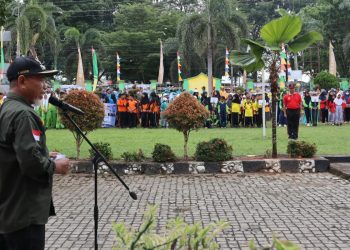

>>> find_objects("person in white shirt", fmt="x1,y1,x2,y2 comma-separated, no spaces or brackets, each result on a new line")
334,93,344,125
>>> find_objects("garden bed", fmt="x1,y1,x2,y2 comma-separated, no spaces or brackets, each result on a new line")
70,157,329,175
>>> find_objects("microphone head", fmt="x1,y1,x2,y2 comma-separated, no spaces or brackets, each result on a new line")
48,95,61,106
129,191,137,200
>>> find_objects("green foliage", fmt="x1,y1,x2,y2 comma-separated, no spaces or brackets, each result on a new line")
287,140,317,158
249,235,300,250
152,143,176,162
195,138,233,162
89,142,113,161
163,92,209,159
121,149,145,162
112,205,229,250
58,90,104,158
313,71,339,90
230,11,322,158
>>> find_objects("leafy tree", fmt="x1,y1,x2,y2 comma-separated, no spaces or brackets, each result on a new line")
313,71,339,90
6,0,61,64
153,0,201,13
299,0,350,76
58,90,105,159
98,2,182,82
231,12,322,158
0,0,9,26
62,27,104,81
163,92,209,159
176,0,247,95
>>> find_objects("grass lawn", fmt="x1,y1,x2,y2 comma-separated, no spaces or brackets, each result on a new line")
46,124,350,159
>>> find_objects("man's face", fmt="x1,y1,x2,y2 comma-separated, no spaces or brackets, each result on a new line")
18,75,46,104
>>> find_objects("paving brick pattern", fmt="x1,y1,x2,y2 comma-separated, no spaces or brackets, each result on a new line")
47,173,350,249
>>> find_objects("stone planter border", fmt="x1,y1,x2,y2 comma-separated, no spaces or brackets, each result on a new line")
70,157,329,175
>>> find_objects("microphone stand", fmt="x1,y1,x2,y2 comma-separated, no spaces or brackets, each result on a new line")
61,111,137,250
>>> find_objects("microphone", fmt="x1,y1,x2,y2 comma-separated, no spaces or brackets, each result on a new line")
49,95,85,115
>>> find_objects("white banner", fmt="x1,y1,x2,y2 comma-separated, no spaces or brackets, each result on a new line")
102,103,116,128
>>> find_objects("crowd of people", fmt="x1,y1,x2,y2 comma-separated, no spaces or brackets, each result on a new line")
97,84,350,130
0,82,349,130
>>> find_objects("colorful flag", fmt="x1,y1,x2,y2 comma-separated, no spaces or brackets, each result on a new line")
116,52,121,82
92,47,98,92
76,45,85,88
225,48,230,77
279,44,291,87
177,51,182,82
0,26,4,82
157,40,164,85
329,41,337,76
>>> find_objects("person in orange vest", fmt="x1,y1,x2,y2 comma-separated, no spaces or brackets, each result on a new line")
117,93,128,128
149,92,160,128
127,95,139,128
140,92,150,128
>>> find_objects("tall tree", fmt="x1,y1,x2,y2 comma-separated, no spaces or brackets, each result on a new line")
177,0,247,95
299,0,350,76
231,11,322,158
62,27,104,81
5,0,61,67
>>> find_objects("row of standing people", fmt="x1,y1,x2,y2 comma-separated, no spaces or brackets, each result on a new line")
113,92,167,128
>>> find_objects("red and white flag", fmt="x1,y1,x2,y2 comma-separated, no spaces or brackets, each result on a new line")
32,130,41,141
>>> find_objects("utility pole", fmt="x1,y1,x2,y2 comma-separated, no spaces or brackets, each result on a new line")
16,0,23,57
230,64,234,92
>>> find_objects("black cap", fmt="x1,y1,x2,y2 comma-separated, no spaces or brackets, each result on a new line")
6,56,58,81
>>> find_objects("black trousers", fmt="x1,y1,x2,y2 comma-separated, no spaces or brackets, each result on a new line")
257,108,263,127
345,107,350,122
128,113,137,128
141,112,149,127
0,224,45,250
286,109,300,139
304,107,311,123
231,113,239,127
321,108,328,123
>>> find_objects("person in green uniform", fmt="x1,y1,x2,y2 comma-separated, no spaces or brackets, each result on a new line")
0,56,70,250
46,92,58,129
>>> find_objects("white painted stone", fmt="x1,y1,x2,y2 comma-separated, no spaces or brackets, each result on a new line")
197,165,206,173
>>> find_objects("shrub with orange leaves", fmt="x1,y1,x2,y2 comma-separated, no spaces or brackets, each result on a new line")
163,92,209,159
59,89,105,159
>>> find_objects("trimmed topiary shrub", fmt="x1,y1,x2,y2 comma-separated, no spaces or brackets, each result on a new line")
89,142,113,161
195,138,233,162
163,92,209,159
152,143,176,162
59,89,105,159
121,149,145,162
287,140,317,158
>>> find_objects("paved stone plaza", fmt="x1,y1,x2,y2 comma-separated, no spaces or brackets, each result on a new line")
47,173,350,249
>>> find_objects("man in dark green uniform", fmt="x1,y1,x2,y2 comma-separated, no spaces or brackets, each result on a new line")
0,56,70,250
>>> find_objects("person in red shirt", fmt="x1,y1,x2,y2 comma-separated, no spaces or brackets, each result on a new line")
283,83,302,139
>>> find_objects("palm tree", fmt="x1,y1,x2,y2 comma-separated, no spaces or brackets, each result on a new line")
231,11,322,158
6,0,61,64
176,0,247,96
63,27,104,81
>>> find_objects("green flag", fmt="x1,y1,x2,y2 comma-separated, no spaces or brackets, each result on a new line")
0,27,4,82
92,48,98,92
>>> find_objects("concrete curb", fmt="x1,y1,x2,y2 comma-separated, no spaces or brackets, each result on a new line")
329,163,350,180
322,155,350,163
70,157,329,175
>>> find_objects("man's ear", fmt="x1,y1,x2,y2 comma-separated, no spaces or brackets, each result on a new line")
17,75,26,89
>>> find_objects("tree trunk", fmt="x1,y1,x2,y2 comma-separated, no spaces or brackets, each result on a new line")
207,20,213,96
76,134,81,159
270,56,279,158
183,131,189,160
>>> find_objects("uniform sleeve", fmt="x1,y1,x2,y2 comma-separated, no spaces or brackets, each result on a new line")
13,114,55,184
